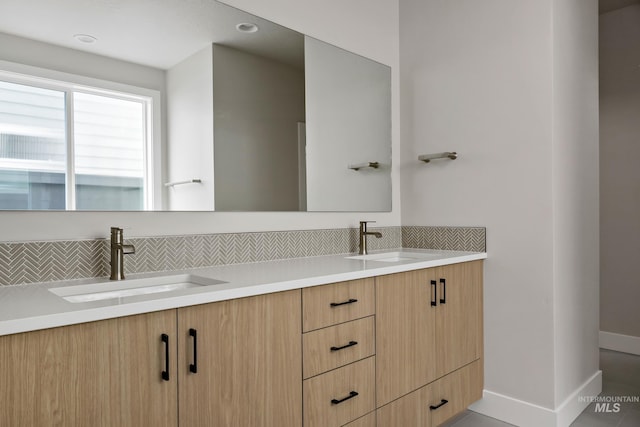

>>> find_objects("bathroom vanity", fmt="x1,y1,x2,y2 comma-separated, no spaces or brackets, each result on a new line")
0,249,485,426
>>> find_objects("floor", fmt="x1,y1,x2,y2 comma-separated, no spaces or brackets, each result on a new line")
442,349,640,427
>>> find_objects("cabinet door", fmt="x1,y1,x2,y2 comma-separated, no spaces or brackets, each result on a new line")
435,261,483,377
178,290,302,427
0,310,178,427
376,268,437,407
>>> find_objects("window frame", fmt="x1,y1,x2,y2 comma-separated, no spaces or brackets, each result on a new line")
0,60,161,211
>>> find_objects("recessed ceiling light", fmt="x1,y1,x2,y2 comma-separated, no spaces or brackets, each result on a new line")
73,34,97,44
235,23,259,33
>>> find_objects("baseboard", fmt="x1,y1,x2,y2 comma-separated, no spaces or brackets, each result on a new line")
555,370,602,427
469,390,556,427
469,370,602,427
599,331,640,356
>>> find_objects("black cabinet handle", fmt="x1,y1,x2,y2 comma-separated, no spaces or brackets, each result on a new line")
331,391,359,405
429,399,449,410
440,278,447,304
430,280,437,307
330,298,358,307
161,333,170,381
330,341,358,352
189,328,198,374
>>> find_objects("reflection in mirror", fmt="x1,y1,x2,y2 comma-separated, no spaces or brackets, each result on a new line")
0,0,391,212
169,32,306,211
305,37,391,212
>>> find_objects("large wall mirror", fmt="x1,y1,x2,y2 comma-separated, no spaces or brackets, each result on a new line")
0,0,391,212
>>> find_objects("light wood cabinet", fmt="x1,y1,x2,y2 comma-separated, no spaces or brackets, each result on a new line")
302,278,377,427
376,261,483,408
0,291,301,427
429,360,483,426
302,278,375,332
343,411,376,427
376,267,438,407
376,383,431,427
434,262,483,378
376,360,483,427
0,310,177,427
303,316,375,379
0,259,482,427
303,357,376,427
177,289,302,427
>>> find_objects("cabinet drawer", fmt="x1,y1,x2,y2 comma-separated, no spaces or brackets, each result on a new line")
376,360,483,427
303,278,375,332
429,359,483,426
304,317,375,379
343,411,376,427
303,356,375,427
376,385,430,427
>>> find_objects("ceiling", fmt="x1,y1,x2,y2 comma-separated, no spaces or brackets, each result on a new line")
0,0,304,70
3,0,632,70
600,0,640,14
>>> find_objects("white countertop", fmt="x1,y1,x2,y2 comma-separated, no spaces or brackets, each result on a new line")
0,248,487,336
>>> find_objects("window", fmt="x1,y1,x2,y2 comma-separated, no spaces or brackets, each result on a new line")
0,73,153,210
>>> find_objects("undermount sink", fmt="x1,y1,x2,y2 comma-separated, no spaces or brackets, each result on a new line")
49,274,227,303
345,251,444,263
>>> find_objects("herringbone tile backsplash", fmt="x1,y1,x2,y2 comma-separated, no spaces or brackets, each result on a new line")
402,226,486,252
0,240,107,286
0,226,484,286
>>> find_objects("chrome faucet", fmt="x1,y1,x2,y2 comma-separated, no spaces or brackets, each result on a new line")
359,221,382,255
110,227,135,280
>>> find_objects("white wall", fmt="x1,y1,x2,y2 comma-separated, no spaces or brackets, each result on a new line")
551,0,600,410
400,0,599,424
599,5,640,339
166,46,215,211
213,44,304,211
0,0,400,241
400,0,556,408
305,36,392,211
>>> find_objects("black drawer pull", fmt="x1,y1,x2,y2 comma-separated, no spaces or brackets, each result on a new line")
330,298,358,307
189,328,198,374
331,391,359,405
440,278,447,304
430,280,437,307
161,334,170,381
429,399,449,410
330,341,358,352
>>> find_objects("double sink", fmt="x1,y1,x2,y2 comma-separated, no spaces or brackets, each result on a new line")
49,250,443,304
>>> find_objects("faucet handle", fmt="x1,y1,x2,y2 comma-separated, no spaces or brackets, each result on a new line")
122,244,136,255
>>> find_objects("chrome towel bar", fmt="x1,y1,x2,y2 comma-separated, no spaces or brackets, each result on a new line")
418,152,457,163
348,161,380,171
164,179,202,187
